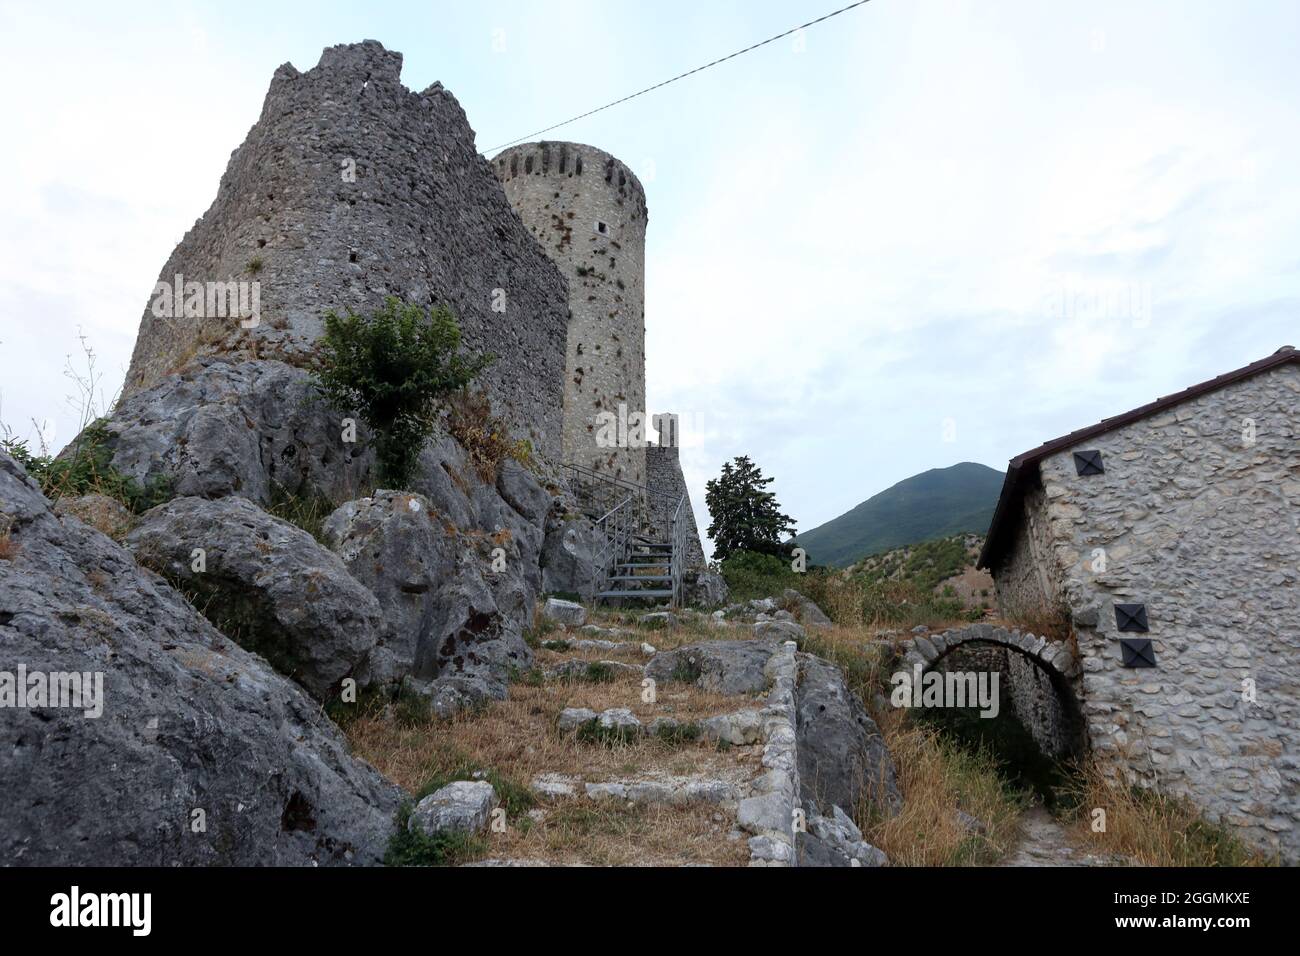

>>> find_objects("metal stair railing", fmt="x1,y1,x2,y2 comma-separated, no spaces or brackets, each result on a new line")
562,462,687,604
670,492,688,606
590,492,640,600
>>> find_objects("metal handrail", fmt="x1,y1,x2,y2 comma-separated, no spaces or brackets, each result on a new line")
669,493,688,606
562,461,681,501
564,461,688,605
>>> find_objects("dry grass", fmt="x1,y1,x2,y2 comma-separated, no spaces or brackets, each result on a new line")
0,525,16,561
344,654,761,866
1001,602,1074,643
863,708,1027,865
799,624,1027,866
348,674,753,794
494,801,749,866
1066,761,1273,866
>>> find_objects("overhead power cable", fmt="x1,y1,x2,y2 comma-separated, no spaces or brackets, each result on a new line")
485,0,873,153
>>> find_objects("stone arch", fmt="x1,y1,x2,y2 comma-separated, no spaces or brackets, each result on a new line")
899,623,1087,759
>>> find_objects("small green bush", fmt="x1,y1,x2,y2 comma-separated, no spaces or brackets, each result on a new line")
384,802,487,867
313,297,492,489
654,721,701,745
3,420,172,514
576,717,638,747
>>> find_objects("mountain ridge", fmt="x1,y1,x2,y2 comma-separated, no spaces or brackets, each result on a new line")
795,462,1004,568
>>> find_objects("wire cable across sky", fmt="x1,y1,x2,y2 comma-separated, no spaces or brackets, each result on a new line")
485,0,873,153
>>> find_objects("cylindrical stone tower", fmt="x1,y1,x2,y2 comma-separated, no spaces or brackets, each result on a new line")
493,141,647,487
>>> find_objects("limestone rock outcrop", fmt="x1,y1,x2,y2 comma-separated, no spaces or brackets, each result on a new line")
796,654,901,818
126,495,383,699
0,451,403,865
321,489,535,705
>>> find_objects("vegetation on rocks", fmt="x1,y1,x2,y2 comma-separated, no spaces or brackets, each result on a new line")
314,297,492,489
445,387,534,482
2,420,172,514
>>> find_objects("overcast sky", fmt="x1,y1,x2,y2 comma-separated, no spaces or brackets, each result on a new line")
1,0,1296,554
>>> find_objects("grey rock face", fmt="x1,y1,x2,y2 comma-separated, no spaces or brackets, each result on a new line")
796,654,902,819
321,491,533,704
556,708,598,732
126,495,383,699
701,710,765,746
540,512,602,601
754,619,806,644
95,358,373,508
782,588,833,629
0,451,402,865
408,781,497,837
645,640,778,696
685,569,729,608
122,41,569,462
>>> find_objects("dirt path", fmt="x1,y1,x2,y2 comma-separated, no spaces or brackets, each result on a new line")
999,805,1123,867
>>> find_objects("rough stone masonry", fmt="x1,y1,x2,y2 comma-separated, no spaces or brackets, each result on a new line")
984,350,1300,861
123,40,570,462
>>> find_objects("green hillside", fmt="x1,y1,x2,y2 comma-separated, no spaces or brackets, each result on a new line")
794,462,1003,568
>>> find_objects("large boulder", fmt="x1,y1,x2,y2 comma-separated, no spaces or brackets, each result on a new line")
685,569,729,608
540,511,602,601
88,358,373,508
126,495,383,699
783,588,833,629
408,782,497,837
795,654,901,818
0,450,402,865
645,639,779,696
321,490,533,706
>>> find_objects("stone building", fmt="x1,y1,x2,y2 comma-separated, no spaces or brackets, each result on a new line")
493,141,648,487
123,41,570,462
980,346,1300,860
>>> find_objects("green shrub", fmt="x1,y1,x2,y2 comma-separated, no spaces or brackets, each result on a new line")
654,721,701,745
384,802,487,867
313,297,492,489
3,420,172,514
719,549,800,602
576,717,638,747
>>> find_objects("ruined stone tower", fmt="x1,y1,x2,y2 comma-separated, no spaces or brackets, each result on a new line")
122,42,570,463
493,142,647,487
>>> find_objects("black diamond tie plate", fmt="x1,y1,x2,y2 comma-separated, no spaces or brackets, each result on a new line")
1120,638,1156,668
1074,450,1105,476
1115,603,1149,632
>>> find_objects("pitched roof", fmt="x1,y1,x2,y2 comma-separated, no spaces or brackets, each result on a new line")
978,345,1299,569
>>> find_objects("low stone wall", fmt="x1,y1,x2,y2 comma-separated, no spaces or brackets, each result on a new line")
742,640,800,866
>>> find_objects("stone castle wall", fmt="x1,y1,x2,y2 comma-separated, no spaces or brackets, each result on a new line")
493,141,647,486
646,440,706,569
123,41,570,463
998,362,1300,860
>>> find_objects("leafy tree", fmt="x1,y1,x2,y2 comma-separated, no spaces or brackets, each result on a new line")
314,297,491,489
704,455,796,562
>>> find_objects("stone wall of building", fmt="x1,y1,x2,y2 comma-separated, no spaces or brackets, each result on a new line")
123,41,570,463
493,141,647,486
993,483,1064,618
1015,362,1300,859
645,437,706,569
